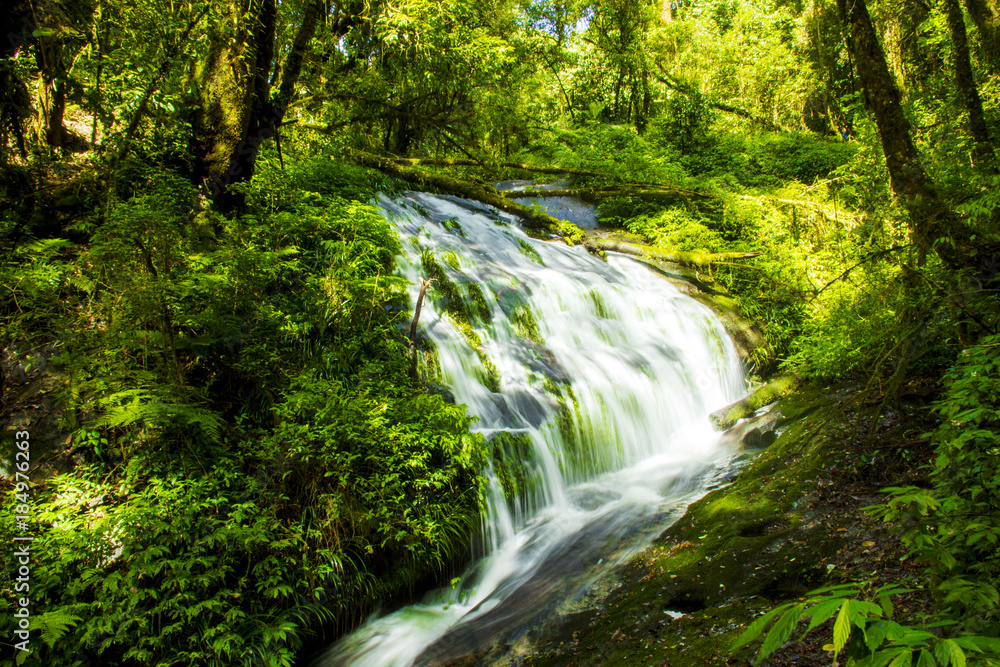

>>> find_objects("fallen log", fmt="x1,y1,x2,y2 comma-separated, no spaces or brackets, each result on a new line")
583,237,761,269
387,157,602,178
505,188,702,203
709,374,801,430
348,151,585,243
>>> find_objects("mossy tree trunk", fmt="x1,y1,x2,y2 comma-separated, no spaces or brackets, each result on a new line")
583,237,761,270
837,0,973,268
943,0,997,171
192,0,276,203
348,151,586,242
963,0,1000,75
193,0,327,206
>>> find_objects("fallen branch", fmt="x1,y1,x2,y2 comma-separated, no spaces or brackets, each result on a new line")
710,374,801,430
583,237,761,269
347,151,585,243
409,277,431,384
505,187,706,203
388,157,603,177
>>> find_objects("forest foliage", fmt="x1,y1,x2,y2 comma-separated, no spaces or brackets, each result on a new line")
1,0,999,663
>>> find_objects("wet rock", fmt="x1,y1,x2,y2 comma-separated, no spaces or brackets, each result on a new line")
426,381,456,403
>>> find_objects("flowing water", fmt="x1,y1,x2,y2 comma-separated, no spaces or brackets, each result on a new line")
316,192,747,666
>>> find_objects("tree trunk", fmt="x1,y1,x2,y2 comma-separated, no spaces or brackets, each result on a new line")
33,33,66,149
944,0,997,170
661,0,673,22
963,0,1000,74
409,278,430,384
193,0,276,203
272,0,327,118
193,0,328,204
837,0,972,268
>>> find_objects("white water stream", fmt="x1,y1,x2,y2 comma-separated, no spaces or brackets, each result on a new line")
316,192,746,666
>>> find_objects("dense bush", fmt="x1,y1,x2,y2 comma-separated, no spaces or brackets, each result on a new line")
0,156,487,666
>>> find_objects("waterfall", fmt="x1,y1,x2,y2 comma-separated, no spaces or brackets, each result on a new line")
316,192,746,666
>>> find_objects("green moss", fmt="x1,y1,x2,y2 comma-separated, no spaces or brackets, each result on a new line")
454,319,501,392
420,345,444,385
421,249,471,323
710,373,800,429
442,250,460,269
588,289,611,319
479,356,502,392
489,431,539,505
519,391,874,666
440,216,466,237
465,282,492,324
420,250,494,328
512,305,543,344
517,238,545,264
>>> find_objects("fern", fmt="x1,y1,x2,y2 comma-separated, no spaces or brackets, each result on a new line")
92,388,224,443
30,610,83,650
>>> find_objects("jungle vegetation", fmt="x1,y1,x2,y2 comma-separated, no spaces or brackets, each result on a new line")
0,0,998,664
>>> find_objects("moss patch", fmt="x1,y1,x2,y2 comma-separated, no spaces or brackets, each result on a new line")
512,305,543,344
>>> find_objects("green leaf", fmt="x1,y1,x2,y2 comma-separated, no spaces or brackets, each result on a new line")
866,620,889,652
879,593,895,619
757,605,804,663
833,600,852,654
887,650,914,667
731,606,785,652
935,639,966,667
802,598,845,637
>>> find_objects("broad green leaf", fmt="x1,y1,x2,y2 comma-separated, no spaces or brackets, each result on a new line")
878,593,895,619
887,650,914,667
866,620,889,652
757,605,804,663
934,639,966,667
802,598,845,637
833,600,852,654
731,606,785,652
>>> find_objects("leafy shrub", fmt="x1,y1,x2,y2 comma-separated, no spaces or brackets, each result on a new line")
648,91,716,153
626,207,725,252
0,158,490,666
877,336,1000,626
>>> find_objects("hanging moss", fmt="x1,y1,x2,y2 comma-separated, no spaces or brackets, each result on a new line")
489,430,539,505
443,250,460,269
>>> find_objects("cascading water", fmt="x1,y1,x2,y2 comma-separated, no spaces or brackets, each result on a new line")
316,191,747,666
